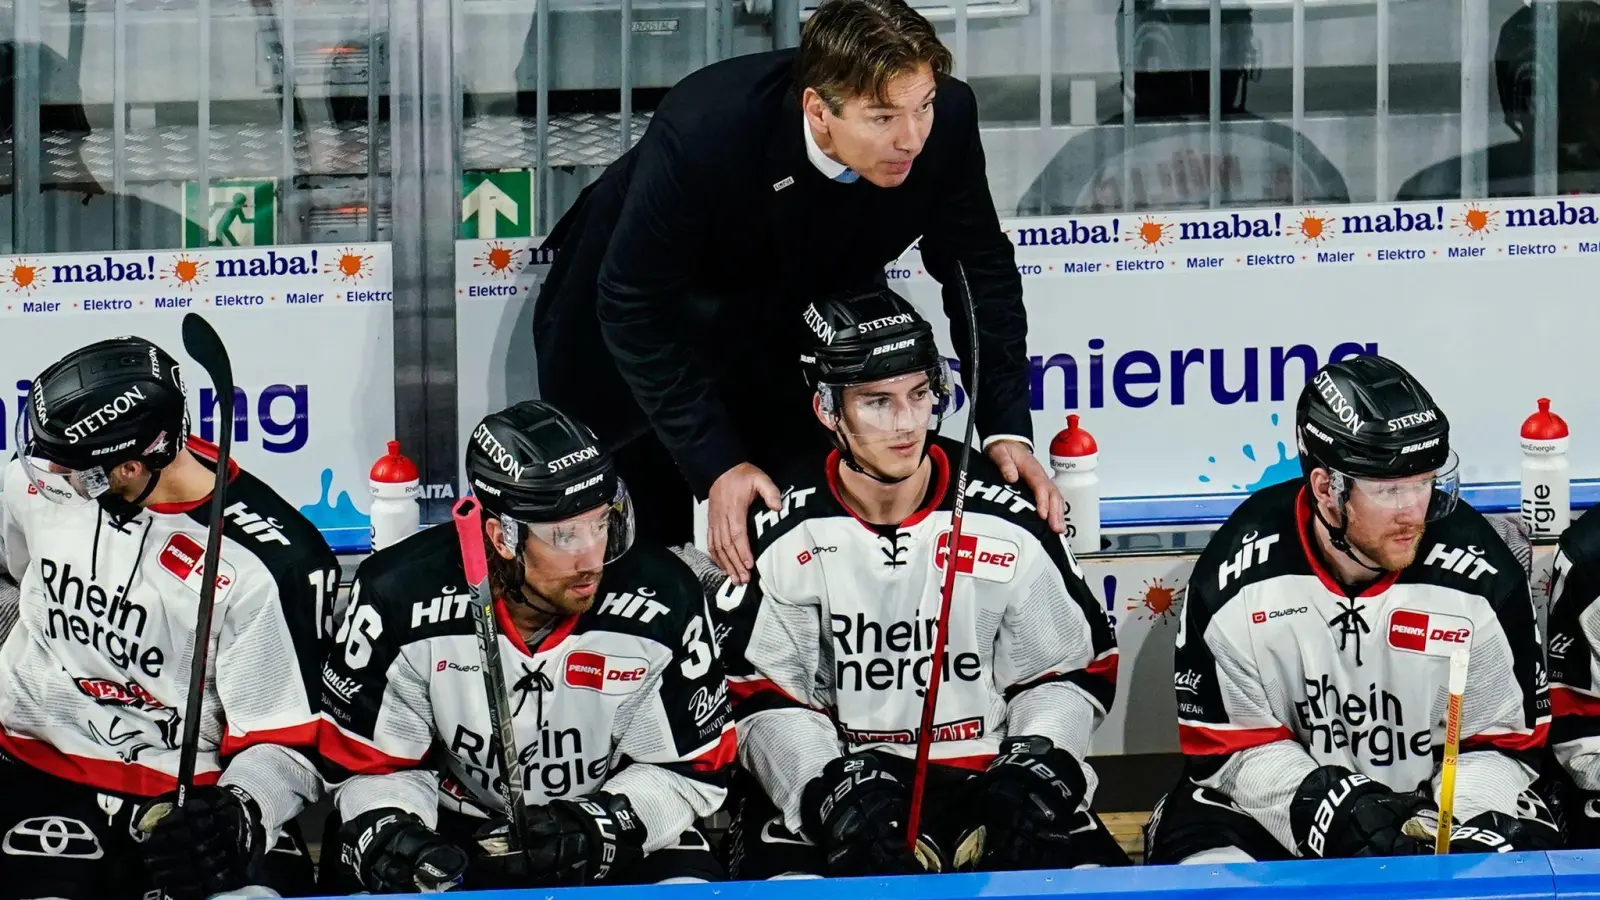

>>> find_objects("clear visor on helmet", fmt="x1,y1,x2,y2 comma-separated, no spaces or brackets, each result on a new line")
819,363,953,447
504,480,635,565
12,413,103,506
1335,450,1461,523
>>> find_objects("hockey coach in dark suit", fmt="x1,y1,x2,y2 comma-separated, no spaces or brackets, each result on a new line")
533,0,1062,584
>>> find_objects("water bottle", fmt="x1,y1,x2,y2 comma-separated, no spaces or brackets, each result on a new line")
1050,414,1101,555
1520,397,1570,540
369,440,421,552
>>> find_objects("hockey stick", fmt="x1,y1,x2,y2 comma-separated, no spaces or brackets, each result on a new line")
174,312,235,809
1401,648,1469,853
906,262,980,855
452,496,526,855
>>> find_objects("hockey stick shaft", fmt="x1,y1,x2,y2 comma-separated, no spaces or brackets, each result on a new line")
907,262,980,852
1434,649,1469,854
452,496,526,854
176,313,234,809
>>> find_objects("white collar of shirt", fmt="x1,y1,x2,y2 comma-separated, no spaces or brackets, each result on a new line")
801,114,852,181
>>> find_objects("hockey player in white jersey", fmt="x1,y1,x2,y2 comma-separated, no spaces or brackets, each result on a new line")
1544,505,1600,846
0,337,339,899
717,287,1127,879
1144,355,1559,864
316,400,736,893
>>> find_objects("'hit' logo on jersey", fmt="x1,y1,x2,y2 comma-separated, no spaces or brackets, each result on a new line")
1423,544,1499,580
224,501,290,546
933,531,1019,583
597,586,670,623
966,479,1036,515
1387,609,1473,656
1218,531,1281,590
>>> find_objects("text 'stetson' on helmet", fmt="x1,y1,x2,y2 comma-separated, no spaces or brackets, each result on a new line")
797,285,942,391
26,336,189,472
463,399,616,523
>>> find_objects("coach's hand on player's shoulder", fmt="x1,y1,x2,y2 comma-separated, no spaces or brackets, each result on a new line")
955,736,1087,871
475,792,646,887
985,440,1065,534
801,753,941,877
339,807,468,894
134,784,268,900
709,461,783,585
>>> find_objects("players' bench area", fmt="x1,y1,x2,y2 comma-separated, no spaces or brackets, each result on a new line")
290,850,1600,900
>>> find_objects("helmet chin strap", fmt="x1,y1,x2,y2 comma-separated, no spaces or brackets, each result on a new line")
1311,496,1388,577
96,468,161,526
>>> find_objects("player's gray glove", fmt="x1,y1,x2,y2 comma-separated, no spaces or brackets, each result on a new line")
340,808,467,894
474,791,646,886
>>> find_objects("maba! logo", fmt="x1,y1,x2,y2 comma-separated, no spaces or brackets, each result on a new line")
1125,216,1175,251
323,247,375,283
472,241,527,279
4,258,44,294
161,253,209,291
1288,210,1335,245
1450,203,1499,239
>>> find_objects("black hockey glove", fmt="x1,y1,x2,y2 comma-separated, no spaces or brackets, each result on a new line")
954,736,1089,871
135,784,265,900
800,752,942,877
474,792,646,887
1446,809,1563,854
339,808,468,894
1290,766,1434,859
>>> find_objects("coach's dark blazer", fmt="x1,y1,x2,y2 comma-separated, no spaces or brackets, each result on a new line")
533,48,1029,497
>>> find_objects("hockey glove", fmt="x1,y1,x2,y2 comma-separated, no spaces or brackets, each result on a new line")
475,791,646,886
339,808,468,894
1290,766,1434,858
954,736,1089,871
1446,810,1563,854
800,752,942,877
135,784,266,900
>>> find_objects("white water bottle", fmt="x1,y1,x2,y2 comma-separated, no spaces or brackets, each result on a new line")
1520,397,1570,540
1050,414,1101,555
369,440,422,552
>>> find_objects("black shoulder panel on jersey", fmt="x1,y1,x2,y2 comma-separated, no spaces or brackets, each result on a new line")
352,521,476,643
934,436,1054,536
748,450,846,559
1187,479,1306,619
580,541,706,645
183,463,341,758
1398,501,1529,606
1560,507,1600,573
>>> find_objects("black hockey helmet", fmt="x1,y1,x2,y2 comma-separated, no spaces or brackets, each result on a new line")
798,286,953,483
18,336,189,506
464,400,634,562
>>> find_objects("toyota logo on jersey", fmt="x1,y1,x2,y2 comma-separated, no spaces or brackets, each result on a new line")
932,531,1020,583
1387,609,1473,656
562,650,650,695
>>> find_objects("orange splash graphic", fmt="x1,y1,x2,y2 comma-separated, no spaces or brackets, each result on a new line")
1289,211,1334,244
325,248,375,283
1450,203,1499,238
1126,578,1185,622
161,254,208,290
472,241,527,279
1126,216,1173,250
5,260,42,294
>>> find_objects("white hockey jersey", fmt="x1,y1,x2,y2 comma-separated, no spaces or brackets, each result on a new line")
1175,480,1549,853
0,441,338,833
1547,508,1600,790
717,438,1119,830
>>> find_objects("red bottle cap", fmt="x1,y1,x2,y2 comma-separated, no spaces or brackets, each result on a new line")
1520,398,1569,441
370,440,420,483
1050,414,1099,457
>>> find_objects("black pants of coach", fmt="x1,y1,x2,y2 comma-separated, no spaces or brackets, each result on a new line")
722,755,1132,879
0,751,315,900
316,805,724,892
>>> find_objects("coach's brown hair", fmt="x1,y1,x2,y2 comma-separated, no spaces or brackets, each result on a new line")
795,0,953,114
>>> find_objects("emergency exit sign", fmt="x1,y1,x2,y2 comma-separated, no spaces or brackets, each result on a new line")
461,170,535,239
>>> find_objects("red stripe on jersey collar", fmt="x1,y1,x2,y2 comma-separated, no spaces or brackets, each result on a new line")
494,597,578,658
145,436,243,514
1295,486,1400,598
825,443,950,532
